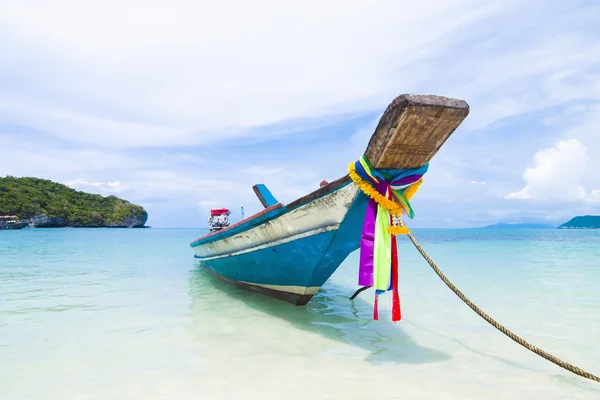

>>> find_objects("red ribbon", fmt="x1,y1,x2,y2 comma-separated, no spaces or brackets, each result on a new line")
371,184,402,322
388,183,401,322
391,235,401,322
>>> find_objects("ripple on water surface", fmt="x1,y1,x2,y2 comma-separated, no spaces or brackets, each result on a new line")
0,228,599,399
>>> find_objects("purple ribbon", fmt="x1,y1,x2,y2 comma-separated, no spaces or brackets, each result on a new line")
392,174,424,187
358,181,388,286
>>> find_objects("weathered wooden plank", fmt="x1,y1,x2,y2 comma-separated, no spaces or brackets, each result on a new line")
364,94,469,169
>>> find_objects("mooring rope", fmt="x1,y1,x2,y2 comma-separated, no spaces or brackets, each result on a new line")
398,217,600,383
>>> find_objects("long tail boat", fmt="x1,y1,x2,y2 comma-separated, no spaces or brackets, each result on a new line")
0,215,28,230
190,94,469,313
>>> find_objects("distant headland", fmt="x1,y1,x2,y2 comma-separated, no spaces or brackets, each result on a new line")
558,215,600,229
479,216,600,230
0,176,147,228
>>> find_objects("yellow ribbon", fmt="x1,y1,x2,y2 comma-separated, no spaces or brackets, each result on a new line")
348,162,422,236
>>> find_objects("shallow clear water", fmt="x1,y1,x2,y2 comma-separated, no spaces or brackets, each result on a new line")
1,228,599,399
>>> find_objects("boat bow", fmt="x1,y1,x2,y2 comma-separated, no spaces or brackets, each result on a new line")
190,94,470,306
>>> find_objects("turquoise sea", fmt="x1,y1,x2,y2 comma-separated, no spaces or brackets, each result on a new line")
1,228,599,399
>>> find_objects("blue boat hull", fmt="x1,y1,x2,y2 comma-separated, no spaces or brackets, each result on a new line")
193,181,368,305
190,93,471,305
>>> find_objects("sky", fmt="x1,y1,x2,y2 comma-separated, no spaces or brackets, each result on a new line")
1,0,599,228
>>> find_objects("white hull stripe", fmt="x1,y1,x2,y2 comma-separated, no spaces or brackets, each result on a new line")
239,282,321,295
192,184,359,258
194,224,340,261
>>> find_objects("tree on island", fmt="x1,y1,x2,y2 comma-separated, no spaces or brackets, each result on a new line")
0,176,147,228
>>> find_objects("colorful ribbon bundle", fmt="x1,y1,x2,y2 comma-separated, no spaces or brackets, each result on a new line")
348,155,428,322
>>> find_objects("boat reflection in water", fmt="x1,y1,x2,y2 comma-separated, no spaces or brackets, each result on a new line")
187,266,450,365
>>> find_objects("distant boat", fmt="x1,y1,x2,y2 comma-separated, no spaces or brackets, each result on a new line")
190,94,470,306
0,215,28,230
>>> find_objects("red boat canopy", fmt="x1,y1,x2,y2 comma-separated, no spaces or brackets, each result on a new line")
210,208,230,216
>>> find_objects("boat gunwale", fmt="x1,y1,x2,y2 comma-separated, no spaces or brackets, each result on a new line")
189,175,351,248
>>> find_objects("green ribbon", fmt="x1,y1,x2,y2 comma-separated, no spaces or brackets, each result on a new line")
373,191,392,292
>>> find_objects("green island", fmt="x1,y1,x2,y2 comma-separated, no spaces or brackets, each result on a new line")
558,215,600,229
0,176,148,228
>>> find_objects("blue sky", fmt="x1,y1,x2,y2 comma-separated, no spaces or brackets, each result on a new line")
1,0,599,228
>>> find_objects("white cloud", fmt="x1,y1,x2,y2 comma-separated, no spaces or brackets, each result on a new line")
241,166,283,176
65,179,123,193
419,7,600,132
3,2,599,149
0,135,145,177
197,200,220,213
0,0,503,148
2,1,600,227
506,139,590,201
